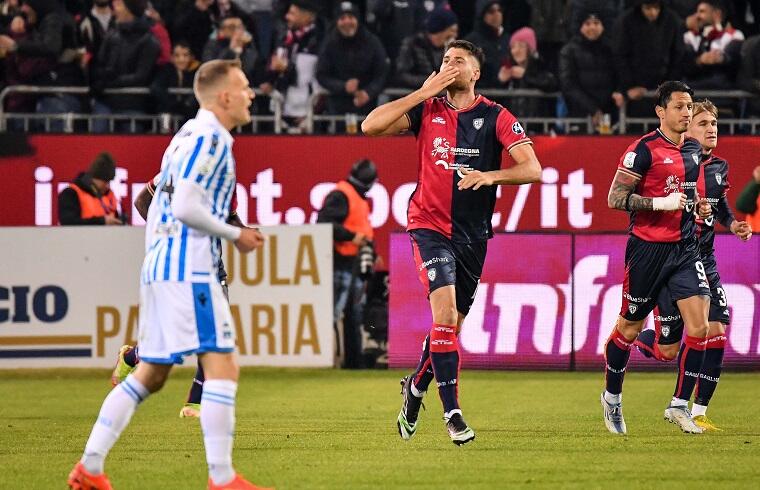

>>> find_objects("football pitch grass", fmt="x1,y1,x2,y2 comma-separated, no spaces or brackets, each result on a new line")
1,368,759,489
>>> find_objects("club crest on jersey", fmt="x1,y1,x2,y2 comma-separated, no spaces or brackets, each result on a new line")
664,175,680,194
628,304,637,314
197,155,216,175
427,268,436,281
512,121,524,135
716,174,722,185
661,326,670,337
623,152,636,168
473,118,484,130
692,153,699,165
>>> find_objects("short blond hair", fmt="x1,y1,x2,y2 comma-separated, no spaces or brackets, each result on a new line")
193,59,242,102
693,99,718,119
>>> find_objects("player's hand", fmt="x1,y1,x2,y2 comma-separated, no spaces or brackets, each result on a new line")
234,227,265,253
697,198,712,219
457,169,495,191
418,66,459,100
731,220,752,241
652,192,685,211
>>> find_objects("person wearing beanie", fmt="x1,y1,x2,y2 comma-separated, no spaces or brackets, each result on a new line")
558,10,623,129
317,159,379,368
316,2,390,119
395,8,458,88
465,0,509,88
498,26,558,118
91,0,160,133
58,152,124,225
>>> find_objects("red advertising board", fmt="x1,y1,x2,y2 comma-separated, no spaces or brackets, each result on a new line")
1,135,760,262
388,233,760,370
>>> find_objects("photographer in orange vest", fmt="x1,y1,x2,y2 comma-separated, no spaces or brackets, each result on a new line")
58,152,124,225
317,158,377,368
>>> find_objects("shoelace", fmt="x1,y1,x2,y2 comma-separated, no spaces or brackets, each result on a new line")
609,404,624,422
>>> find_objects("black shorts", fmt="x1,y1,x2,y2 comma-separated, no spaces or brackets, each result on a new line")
409,228,486,316
620,235,711,322
653,249,730,344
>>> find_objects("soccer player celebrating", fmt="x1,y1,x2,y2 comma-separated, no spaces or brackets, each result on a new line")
362,39,542,445
633,99,752,431
602,81,712,435
68,59,268,490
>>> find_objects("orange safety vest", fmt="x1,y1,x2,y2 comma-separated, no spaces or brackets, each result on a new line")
70,183,118,220
333,180,373,256
747,195,760,233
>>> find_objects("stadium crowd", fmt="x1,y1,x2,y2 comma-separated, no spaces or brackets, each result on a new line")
1,0,760,133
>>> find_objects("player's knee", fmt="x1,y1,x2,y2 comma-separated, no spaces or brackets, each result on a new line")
656,343,679,361
708,321,726,336
616,317,644,340
432,305,458,326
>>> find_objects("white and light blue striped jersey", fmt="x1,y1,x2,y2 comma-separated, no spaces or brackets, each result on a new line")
141,109,236,284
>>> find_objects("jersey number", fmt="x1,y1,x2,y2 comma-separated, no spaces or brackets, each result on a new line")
716,287,727,307
695,261,708,284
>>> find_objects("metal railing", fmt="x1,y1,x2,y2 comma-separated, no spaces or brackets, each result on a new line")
0,85,284,133
3,84,760,135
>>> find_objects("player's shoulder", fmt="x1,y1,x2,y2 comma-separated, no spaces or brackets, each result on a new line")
624,130,657,154
707,153,730,170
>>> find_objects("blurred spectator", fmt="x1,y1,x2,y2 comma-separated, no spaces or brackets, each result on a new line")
202,15,259,81
559,11,622,129
683,0,744,89
262,0,324,131
78,0,114,80
367,0,420,62
530,0,570,71
395,7,457,88
612,0,684,116
464,0,508,88
568,0,622,34
0,0,84,122
145,2,171,65
502,0,531,35
317,159,378,369
91,0,160,133
150,40,200,123
316,2,389,120
671,0,700,19
231,0,275,59
733,0,760,36
58,152,124,226
736,165,760,233
1,0,22,29
499,27,558,118
172,0,215,60
738,34,760,115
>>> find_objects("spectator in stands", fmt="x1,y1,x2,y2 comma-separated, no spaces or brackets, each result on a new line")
559,11,622,130
498,27,558,118
78,0,114,81
316,2,389,121
261,0,324,132
145,2,171,66
1,0,22,29
150,40,200,124
465,0,508,88
317,158,378,369
738,34,760,115
230,0,274,59
58,152,124,226
736,165,760,233
530,0,570,71
502,0,531,35
367,0,419,63
202,15,259,81
0,0,84,124
395,7,457,88
171,0,215,60
612,0,684,116
91,0,160,133
683,0,745,89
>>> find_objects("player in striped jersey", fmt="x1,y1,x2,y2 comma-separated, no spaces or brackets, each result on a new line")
69,60,268,490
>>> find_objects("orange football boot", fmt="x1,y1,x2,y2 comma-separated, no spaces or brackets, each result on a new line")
67,462,113,490
208,474,273,490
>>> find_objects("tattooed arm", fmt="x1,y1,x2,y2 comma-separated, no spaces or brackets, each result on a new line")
607,170,652,211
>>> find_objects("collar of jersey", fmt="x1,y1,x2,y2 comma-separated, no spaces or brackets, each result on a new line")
656,128,682,147
444,94,482,112
195,108,234,142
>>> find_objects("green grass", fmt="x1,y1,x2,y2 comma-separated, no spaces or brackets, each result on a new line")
1,368,759,489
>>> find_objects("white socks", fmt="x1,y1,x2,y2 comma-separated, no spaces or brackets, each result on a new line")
692,403,708,417
410,382,424,398
201,379,238,486
604,391,621,405
671,397,689,408
82,374,149,475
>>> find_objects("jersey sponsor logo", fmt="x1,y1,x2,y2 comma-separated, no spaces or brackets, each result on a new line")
512,121,524,135
663,157,674,164
654,314,680,322
431,137,451,161
704,216,714,227
623,292,650,303
716,174,722,185
661,325,671,337
432,116,446,125
418,256,450,271
623,152,636,168
692,154,700,165
428,268,436,281
664,175,681,194
473,118,484,130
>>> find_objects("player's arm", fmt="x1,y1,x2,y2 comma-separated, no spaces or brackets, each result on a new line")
361,66,458,136
713,193,752,240
133,179,157,221
457,142,541,190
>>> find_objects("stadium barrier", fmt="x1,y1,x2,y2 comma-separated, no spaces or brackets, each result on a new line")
0,225,335,368
389,233,760,370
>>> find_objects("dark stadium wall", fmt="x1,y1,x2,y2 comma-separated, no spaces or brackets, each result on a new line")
2,135,760,263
